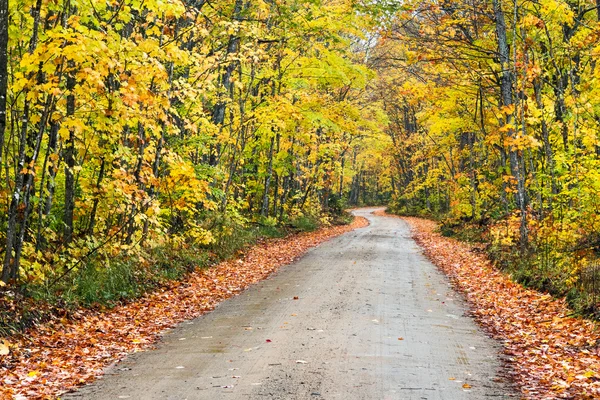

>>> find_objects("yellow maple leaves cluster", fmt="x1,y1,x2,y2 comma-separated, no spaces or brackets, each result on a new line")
0,0,390,285
377,0,600,296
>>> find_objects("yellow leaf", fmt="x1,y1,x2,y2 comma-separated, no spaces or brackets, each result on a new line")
0,340,9,355
500,104,515,115
58,126,70,140
462,383,471,389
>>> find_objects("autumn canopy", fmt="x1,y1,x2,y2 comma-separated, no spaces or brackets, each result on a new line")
0,0,390,287
3,0,600,398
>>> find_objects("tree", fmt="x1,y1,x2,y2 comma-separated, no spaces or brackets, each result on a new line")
0,0,388,285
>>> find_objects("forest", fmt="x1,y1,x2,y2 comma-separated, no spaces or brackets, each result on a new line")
380,0,600,313
0,0,392,316
2,0,600,323
4,0,600,398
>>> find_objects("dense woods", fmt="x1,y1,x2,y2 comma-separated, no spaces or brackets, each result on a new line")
0,0,391,294
6,1,600,397
378,0,600,309
2,0,600,319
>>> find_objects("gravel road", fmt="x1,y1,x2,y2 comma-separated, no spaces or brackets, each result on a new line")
65,208,513,400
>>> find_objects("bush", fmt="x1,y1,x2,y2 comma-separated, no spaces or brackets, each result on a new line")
1,206,330,335
290,215,320,232
327,194,346,215
330,210,354,226
66,260,140,306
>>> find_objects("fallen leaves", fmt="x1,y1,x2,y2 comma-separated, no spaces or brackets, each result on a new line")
402,215,600,399
0,217,368,399
0,340,9,356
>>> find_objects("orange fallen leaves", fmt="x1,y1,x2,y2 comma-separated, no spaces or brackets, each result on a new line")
403,215,600,399
0,217,368,399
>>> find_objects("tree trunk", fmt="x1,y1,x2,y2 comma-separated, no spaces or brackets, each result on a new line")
63,66,76,246
1,0,45,282
493,0,528,246
43,122,59,216
0,0,7,169
261,135,275,217
1,102,29,283
87,157,105,235
210,0,243,166
533,78,557,199
338,155,345,197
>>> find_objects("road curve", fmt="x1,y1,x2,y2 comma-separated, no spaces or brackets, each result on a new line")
65,208,513,400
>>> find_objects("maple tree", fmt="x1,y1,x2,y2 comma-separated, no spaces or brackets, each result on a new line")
0,0,388,288
375,0,600,306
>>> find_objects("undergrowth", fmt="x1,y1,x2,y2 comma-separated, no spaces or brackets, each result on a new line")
0,211,354,336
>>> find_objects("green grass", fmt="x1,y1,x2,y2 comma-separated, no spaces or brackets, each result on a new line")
289,215,320,232
1,210,355,336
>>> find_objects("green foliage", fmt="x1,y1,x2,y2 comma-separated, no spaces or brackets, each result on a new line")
257,225,288,239
327,194,346,215
290,215,320,232
66,261,142,307
330,211,354,226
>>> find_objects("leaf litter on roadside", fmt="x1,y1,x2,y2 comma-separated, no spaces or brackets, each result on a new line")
0,217,368,399
396,214,600,399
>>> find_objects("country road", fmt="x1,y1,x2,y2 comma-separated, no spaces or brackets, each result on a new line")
64,208,513,400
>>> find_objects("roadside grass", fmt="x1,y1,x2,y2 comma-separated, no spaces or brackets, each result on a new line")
0,211,354,336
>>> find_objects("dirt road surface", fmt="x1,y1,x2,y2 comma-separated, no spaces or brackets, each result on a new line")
64,208,513,399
